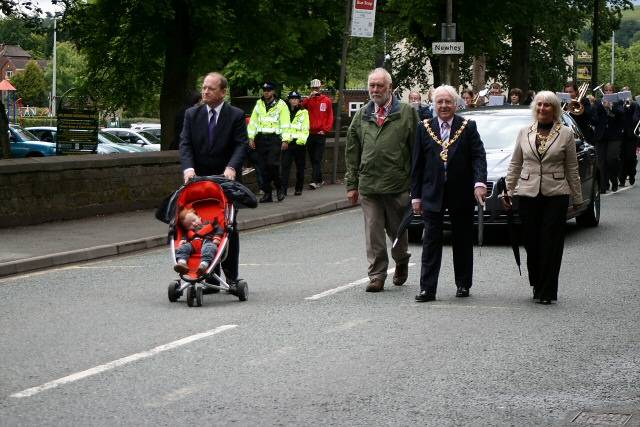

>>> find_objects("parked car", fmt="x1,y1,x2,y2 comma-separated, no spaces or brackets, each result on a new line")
25,126,147,154
407,106,600,242
101,127,161,151
137,129,161,144
130,123,161,139
8,125,56,157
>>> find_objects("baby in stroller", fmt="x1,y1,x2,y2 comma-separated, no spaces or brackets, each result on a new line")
174,207,224,276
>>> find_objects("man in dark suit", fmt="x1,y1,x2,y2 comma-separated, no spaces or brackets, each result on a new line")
179,71,248,283
411,85,487,302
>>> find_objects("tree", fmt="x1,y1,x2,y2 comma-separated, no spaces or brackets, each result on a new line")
10,60,47,106
376,0,632,92
44,41,86,99
62,0,344,150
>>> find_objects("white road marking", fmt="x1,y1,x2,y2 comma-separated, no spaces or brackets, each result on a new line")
305,263,416,300
10,325,238,399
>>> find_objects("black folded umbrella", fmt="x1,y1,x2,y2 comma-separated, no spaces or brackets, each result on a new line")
507,209,522,276
393,205,415,248
495,177,521,275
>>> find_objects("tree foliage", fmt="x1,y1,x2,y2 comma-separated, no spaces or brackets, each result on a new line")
62,0,345,148
377,0,632,92
9,60,47,106
43,41,85,98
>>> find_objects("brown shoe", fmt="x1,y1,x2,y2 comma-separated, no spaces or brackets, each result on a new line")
365,278,384,292
393,263,409,286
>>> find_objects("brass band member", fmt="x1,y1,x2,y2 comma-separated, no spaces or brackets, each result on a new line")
593,83,624,192
563,81,594,144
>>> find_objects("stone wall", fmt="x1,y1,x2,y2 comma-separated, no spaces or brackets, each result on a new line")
0,139,345,228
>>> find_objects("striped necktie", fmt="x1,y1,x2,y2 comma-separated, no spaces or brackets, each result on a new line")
440,121,450,142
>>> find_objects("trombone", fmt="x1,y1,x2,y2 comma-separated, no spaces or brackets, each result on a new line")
634,119,640,137
566,82,589,115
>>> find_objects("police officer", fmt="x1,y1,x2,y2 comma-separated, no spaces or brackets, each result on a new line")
248,82,291,202
281,91,310,197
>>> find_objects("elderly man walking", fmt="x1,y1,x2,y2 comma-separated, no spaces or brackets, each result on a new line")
411,85,487,302
345,68,419,292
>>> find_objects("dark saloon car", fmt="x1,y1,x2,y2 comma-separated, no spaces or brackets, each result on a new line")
407,106,600,242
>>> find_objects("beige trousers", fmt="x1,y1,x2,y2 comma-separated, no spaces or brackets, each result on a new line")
360,192,411,281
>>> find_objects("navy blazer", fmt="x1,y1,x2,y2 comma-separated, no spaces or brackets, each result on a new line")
411,114,487,212
179,102,248,176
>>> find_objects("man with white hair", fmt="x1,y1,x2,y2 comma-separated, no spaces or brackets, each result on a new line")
411,85,487,302
345,68,419,293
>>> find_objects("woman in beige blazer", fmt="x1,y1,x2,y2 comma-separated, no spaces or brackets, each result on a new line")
502,91,583,304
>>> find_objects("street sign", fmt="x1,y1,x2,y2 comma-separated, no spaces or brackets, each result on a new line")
432,42,464,55
351,0,377,38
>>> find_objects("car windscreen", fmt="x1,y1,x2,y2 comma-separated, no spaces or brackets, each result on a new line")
99,131,126,144
139,131,160,143
12,127,40,141
460,113,531,150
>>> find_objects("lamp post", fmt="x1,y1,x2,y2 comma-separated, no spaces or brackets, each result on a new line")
52,18,57,117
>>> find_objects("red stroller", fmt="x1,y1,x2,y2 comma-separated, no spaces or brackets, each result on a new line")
166,178,248,306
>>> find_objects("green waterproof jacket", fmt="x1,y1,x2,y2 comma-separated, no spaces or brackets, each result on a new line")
345,98,418,195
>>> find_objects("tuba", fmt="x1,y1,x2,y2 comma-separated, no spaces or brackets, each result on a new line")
566,82,589,115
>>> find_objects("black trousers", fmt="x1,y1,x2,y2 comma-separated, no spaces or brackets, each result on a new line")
595,139,621,190
420,205,474,295
306,133,326,184
255,134,282,193
518,194,569,301
280,142,306,193
619,137,638,182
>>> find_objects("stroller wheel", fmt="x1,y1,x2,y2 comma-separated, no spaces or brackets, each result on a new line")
196,286,203,307
186,286,195,307
237,280,248,302
168,280,180,303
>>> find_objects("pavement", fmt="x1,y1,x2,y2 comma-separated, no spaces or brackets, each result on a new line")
0,183,353,277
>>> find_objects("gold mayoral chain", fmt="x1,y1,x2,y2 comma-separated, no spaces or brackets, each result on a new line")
423,119,469,162
536,123,562,155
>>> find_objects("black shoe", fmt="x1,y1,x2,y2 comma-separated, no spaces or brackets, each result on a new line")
536,299,552,305
277,188,286,201
611,183,618,192
630,176,635,185
415,291,436,302
259,193,273,203
619,177,626,187
294,190,302,196
455,286,470,297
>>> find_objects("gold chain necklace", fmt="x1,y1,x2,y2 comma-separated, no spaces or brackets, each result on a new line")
423,119,469,162
536,123,561,155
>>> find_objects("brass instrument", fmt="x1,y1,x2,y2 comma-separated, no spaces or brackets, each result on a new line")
634,119,640,138
566,82,589,115
593,83,606,97
472,88,489,107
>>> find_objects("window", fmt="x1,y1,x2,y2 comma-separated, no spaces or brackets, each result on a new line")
348,102,364,117
5,70,13,79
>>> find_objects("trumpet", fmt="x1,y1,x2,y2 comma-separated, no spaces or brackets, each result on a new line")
566,82,589,115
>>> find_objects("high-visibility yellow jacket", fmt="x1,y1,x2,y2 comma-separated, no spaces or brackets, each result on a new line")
247,98,290,141
287,107,310,145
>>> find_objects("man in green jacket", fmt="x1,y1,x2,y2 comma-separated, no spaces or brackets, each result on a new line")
345,67,419,292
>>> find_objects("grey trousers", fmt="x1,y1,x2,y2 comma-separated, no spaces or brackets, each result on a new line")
360,192,411,281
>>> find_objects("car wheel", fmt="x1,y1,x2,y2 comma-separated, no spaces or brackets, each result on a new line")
408,225,424,243
576,179,600,227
